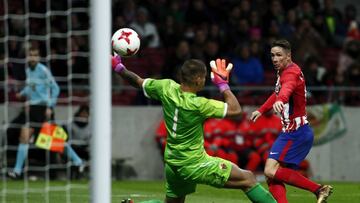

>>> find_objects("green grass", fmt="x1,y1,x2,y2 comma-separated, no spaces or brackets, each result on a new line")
1,180,360,202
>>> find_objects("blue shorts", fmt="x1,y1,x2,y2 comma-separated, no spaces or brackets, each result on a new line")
268,124,314,168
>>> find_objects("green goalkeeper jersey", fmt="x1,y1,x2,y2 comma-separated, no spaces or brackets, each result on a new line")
143,79,227,166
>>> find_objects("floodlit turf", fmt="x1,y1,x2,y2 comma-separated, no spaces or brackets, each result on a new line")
1,180,360,202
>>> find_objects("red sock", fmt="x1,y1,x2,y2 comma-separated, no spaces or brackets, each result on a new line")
268,179,288,203
274,167,320,193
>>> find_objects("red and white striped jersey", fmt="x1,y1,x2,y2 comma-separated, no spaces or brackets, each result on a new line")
258,63,308,132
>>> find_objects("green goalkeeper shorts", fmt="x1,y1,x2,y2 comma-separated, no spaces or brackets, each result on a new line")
165,155,233,198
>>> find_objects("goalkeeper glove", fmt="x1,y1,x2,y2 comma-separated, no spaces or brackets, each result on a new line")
111,55,126,73
210,58,233,93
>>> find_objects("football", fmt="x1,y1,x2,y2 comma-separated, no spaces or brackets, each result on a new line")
112,28,140,57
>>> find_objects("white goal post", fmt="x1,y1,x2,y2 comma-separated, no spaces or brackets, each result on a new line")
89,0,112,202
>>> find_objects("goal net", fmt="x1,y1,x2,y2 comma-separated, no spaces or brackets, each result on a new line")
0,0,93,202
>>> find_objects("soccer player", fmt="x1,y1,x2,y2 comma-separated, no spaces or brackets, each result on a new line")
250,39,333,203
113,56,276,203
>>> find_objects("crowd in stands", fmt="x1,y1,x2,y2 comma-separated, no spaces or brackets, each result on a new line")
1,0,360,105
113,0,360,105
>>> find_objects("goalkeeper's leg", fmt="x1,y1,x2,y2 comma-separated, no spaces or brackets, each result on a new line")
225,163,276,203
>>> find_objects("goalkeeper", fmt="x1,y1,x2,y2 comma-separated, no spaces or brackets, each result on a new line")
113,56,276,203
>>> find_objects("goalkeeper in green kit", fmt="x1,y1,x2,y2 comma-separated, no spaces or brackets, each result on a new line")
112,55,276,203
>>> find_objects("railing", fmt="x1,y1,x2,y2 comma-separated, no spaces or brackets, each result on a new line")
1,82,360,106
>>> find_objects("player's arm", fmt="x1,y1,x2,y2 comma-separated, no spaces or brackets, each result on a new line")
273,71,297,113
17,70,30,100
223,89,241,117
112,55,144,88
210,59,241,117
17,86,30,100
250,93,276,122
44,68,60,107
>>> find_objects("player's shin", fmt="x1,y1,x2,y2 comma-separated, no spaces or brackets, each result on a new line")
14,143,29,174
245,183,277,203
268,179,288,203
274,167,320,193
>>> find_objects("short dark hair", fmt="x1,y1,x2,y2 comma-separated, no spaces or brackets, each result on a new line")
271,39,291,52
180,59,206,85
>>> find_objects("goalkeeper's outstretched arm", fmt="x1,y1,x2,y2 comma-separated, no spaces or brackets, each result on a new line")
210,59,242,117
223,89,242,117
112,55,144,89
118,67,144,88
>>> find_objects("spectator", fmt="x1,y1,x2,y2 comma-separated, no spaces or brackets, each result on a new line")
162,40,191,82
347,62,360,86
121,0,137,24
303,56,327,102
249,40,267,69
190,29,207,60
319,0,346,47
303,56,327,87
346,20,360,41
204,0,225,23
185,0,211,26
239,0,252,19
249,9,262,30
268,19,281,39
231,43,264,85
226,5,242,30
343,3,359,41
159,15,182,48
343,62,360,105
207,23,226,52
66,105,91,161
113,16,127,34
203,40,220,68
295,0,315,20
343,4,358,27
203,40,221,88
280,9,297,40
130,7,160,48
8,40,26,80
166,0,185,24
337,39,360,76
228,18,251,50
291,17,326,66
262,0,284,37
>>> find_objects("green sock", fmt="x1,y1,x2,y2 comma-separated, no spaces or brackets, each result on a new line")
245,183,276,203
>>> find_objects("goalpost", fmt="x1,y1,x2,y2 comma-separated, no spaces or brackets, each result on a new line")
89,0,111,203
0,0,112,202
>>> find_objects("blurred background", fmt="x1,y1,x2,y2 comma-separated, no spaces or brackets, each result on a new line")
1,0,360,184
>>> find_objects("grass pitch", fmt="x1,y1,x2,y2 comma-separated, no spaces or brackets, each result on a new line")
1,180,359,202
